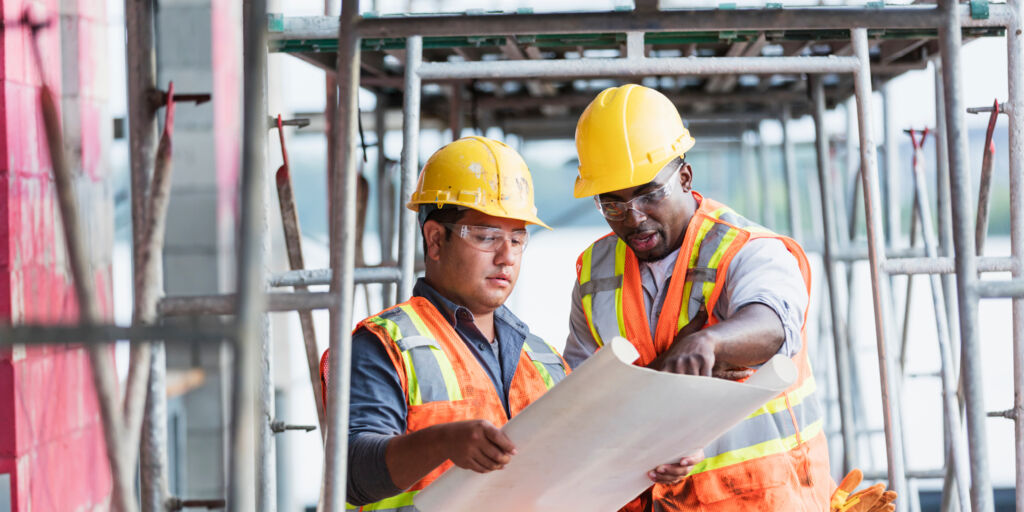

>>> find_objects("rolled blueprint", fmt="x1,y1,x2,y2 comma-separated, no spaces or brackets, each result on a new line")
415,336,798,512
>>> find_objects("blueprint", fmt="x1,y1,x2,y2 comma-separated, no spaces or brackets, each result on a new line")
414,336,797,512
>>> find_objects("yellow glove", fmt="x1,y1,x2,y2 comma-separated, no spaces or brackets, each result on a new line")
830,469,898,512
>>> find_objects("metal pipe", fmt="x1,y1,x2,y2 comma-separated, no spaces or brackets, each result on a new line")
933,62,962,383
275,135,327,439
124,0,169,509
781,104,802,240
127,80,180,508
415,56,860,81
399,37,422,301
833,246,927,262
756,127,774,229
0,323,230,345
883,82,902,248
159,291,336,316
907,128,973,512
811,75,855,475
268,266,402,287
939,0,994,508
977,278,1024,298
852,27,909,510
270,5,1013,41
1007,0,1024,507
229,0,269,510
881,256,1016,275
324,0,361,509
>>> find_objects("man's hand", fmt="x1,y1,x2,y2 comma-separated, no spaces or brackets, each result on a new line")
647,450,704,485
440,419,517,473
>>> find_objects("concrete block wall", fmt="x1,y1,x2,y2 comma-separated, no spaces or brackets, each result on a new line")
0,0,115,510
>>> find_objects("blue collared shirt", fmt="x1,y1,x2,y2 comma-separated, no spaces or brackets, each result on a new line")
346,278,538,505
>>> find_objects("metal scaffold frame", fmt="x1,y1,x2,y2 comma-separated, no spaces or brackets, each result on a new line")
1,0,1023,511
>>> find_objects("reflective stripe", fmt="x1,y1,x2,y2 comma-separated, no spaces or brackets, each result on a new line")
582,236,624,347
375,307,461,405
679,218,716,325
579,245,603,347
395,335,438,352
523,335,568,388
614,240,628,338
691,419,825,474
704,395,822,456
748,373,817,419
349,490,419,511
685,267,716,283
580,276,621,296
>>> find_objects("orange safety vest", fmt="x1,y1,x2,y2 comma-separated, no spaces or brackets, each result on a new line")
575,192,832,512
322,297,569,512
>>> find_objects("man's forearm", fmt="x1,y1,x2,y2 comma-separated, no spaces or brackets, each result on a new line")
384,424,451,490
697,303,785,367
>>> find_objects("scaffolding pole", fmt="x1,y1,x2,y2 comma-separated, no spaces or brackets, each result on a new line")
229,0,268,510
398,36,422,301
323,0,361,509
781,103,802,240
271,4,1012,41
1006,1,1024,508
811,75,855,476
939,0,993,509
852,27,909,511
124,0,170,510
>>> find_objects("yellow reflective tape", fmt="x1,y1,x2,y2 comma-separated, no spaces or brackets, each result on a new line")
368,315,402,342
709,206,731,218
580,244,603,347
582,293,603,347
401,350,422,406
580,245,594,284
398,304,431,337
614,240,628,337
614,239,627,276
690,419,824,475
532,361,555,388
430,346,463,401
358,490,419,510
747,374,817,419
699,228,740,305
678,219,716,330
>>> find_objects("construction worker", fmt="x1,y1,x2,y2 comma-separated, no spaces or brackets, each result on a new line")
324,136,572,510
565,84,833,511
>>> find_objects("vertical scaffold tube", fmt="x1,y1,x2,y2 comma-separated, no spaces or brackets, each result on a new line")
324,0,361,509
851,28,909,512
230,0,268,510
398,36,422,301
938,1,993,510
1006,0,1024,507
811,76,855,476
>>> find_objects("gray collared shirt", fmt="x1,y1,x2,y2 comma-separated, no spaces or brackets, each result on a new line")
564,237,808,368
345,278,537,505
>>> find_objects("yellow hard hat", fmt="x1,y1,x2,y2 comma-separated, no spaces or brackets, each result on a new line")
573,84,695,198
406,136,551,229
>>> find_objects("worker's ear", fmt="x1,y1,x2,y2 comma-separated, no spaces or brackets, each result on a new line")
679,162,693,193
422,220,446,261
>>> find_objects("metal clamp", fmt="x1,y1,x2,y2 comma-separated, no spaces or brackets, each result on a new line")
967,102,1007,114
987,408,1018,420
269,116,310,129
270,420,317,434
148,90,212,109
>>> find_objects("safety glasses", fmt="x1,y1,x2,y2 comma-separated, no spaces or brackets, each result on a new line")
443,224,530,254
594,170,679,222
